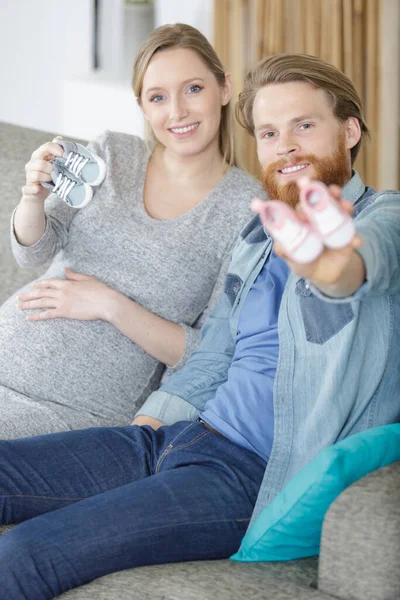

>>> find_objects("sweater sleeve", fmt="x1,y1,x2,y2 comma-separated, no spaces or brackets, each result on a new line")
10,132,108,268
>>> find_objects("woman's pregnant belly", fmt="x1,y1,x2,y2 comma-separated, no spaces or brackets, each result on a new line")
0,290,162,420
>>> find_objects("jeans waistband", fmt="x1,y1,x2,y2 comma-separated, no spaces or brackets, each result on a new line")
197,417,224,437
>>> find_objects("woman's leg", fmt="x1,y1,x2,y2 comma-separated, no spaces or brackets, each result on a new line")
0,388,125,440
0,423,266,600
0,389,73,439
0,424,161,523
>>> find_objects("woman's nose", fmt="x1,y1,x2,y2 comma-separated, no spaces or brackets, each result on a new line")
169,97,188,121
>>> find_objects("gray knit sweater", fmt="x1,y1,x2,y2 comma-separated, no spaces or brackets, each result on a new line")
0,131,263,436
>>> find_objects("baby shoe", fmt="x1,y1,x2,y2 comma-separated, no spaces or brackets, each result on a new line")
53,138,106,186
42,163,93,209
252,198,324,264
298,178,355,248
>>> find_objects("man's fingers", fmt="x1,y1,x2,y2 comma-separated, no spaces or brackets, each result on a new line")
327,184,342,200
351,234,363,248
339,199,354,215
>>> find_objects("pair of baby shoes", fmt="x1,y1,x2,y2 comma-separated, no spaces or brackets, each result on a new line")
42,139,106,209
253,178,355,263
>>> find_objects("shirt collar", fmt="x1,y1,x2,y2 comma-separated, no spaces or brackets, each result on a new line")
342,170,366,204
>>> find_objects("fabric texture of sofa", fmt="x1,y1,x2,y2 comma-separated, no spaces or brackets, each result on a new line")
0,121,399,600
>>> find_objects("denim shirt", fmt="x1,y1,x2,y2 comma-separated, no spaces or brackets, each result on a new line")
138,172,400,523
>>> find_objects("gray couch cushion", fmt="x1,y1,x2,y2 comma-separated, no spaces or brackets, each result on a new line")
319,461,400,600
0,121,86,300
58,558,329,600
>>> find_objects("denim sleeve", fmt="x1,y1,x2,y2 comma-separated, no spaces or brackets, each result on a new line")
159,291,235,410
309,191,400,303
135,391,200,425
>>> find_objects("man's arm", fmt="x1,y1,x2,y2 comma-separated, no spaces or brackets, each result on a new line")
134,290,236,425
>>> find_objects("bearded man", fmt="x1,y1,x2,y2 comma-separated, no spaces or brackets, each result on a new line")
137,52,400,514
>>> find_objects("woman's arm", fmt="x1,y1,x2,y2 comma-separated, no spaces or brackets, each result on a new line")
105,285,185,366
11,135,108,269
13,139,64,247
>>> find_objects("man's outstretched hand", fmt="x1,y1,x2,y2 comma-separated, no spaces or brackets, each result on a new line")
254,184,366,298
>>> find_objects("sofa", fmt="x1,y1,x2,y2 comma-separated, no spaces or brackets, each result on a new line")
0,121,399,600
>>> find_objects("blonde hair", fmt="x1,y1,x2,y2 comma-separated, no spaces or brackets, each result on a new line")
236,53,370,165
133,23,236,167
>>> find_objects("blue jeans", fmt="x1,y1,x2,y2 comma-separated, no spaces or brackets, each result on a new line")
0,421,266,599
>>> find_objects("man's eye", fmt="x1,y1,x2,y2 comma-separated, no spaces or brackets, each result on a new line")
300,123,313,130
188,85,202,94
150,94,164,103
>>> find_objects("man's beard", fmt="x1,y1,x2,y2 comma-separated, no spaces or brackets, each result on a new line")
261,134,351,208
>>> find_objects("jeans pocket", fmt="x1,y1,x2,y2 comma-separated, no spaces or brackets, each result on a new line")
296,280,354,344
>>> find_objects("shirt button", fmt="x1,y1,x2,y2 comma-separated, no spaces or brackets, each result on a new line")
305,284,310,290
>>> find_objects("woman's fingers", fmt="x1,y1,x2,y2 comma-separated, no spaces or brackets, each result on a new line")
33,279,68,290
26,170,53,184
18,288,58,301
64,269,93,281
31,140,64,162
18,297,58,310
25,159,54,176
21,183,42,196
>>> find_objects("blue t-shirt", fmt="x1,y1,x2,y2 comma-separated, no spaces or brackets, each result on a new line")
200,252,289,462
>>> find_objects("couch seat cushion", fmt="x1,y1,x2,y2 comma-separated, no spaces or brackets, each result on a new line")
58,558,333,600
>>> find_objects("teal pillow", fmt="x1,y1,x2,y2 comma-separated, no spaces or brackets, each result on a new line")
231,423,400,563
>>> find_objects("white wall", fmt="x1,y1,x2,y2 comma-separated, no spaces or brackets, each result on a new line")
0,0,215,137
154,0,214,43
0,0,92,133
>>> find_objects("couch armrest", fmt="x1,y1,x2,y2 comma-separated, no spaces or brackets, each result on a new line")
318,461,400,600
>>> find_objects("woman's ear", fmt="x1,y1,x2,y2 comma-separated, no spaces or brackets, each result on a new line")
221,73,233,106
345,117,361,150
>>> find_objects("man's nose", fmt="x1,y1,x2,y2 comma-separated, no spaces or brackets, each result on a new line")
276,131,300,157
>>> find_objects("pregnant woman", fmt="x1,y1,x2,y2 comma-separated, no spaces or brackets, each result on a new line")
0,23,262,439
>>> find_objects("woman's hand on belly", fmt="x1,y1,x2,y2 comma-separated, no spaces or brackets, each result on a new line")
17,268,116,322
18,268,186,367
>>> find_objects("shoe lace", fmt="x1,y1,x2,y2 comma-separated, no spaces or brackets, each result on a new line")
64,151,89,177
53,172,76,204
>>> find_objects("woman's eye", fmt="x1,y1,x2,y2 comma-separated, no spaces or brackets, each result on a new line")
262,131,276,139
150,94,165,103
188,85,202,94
